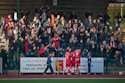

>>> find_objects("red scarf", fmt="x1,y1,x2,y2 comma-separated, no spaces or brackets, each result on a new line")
110,40,115,48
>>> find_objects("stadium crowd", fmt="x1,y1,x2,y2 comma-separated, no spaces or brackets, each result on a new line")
0,5,124,69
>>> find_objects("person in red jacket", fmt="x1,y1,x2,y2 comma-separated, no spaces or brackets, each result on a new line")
51,33,62,49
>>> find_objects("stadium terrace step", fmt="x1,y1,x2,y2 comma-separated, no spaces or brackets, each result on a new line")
0,0,110,21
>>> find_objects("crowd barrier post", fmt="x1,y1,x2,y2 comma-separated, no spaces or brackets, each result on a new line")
17,0,20,75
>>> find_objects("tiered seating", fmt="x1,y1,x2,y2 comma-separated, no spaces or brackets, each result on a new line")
0,0,111,21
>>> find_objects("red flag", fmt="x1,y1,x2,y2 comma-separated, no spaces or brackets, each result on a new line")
37,44,50,57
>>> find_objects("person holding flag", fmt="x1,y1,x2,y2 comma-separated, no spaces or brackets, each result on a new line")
37,44,51,57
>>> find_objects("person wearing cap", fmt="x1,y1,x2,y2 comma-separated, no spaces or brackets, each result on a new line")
43,52,55,75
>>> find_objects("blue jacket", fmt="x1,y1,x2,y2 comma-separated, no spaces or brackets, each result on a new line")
47,56,52,65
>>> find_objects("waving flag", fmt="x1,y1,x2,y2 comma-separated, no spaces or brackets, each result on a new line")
37,44,51,57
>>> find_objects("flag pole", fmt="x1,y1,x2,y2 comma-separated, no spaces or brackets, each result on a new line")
17,0,20,75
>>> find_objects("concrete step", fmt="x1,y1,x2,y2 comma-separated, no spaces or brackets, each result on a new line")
2,70,18,75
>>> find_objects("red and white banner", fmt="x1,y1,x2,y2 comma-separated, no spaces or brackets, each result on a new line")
20,57,104,73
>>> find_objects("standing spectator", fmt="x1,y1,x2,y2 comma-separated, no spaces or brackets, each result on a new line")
21,9,30,19
12,9,18,23
96,19,104,32
114,27,123,45
108,26,114,37
97,12,103,23
118,43,123,52
55,15,61,25
104,12,110,25
41,31,49,45
115,13,122,30
60,16,66,27
7,46,16,69
90,19,97,29
54,10,58,17
110,36,116,50
78,32,85,42
98,30,105,45
0,17,5,34
40,5,50,23
6,25,14,44
69,34,78,43
51,33,62,49
0,49,7,69
85,15,93,29
104,25,109,38
77,40,84,50
51,14,55,26
13,26,18,40
69,39,77,51
102,41,109,50
64,30,70,47
12,40,17,65
85,11,92,18
90,28,98,43
85,38,92,51
70,11,77,21
35,6,41,19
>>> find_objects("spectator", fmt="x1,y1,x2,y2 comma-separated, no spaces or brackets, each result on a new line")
85,38,92,51
21,9,30,18
115,13,122,30
12,40,17,65
64,30,70,47
90,19,97,29
96,19,104,32
90,28,98,43
110,36,116,49
25,49,35,57
0,17,5,34
40,5,50,23
85,11,92,18
97,12,103,23
69,34,78,43
70,11,77,21
7,46,16,69
51,33,62,49
118,43,123,52
104,12,110,25
0,49,7,69
77,40,84,50
104,25,109,38
98,30,105,45
114,27,123,45
69,39,77,51
114,50,120,65
13,26,18,40
85,15,93,29
55,15,61,25
108,26,114,37
12,9,18,23
60,16,66,27
35,6,41,19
